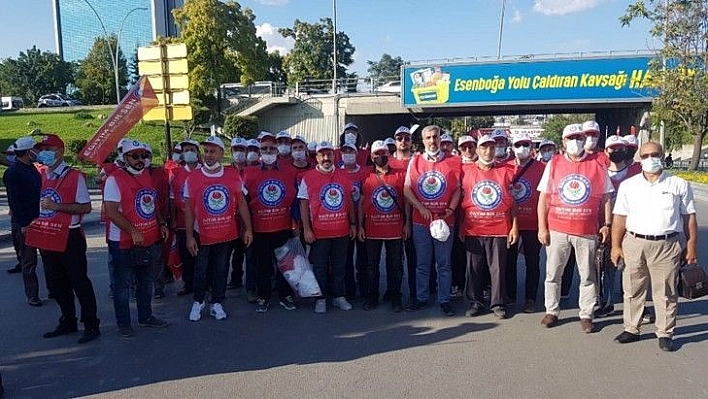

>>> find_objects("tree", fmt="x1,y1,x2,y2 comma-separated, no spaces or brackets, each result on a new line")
279,18,355,85
621,0,708,170
266,50,286,84
541,114,595,144
367,53,404,84
75,35,128,105
173,0,269,106
127,48,140,87
0,46,75,104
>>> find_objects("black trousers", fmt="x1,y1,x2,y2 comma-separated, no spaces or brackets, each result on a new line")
345,239,367,298
229,238,246,286
40,228,99,328
465,236,507,309
452,228,467,289
311,237,349,298
177,229,196,290
506,230,542,303
365,238,404,303
252,230,293,302
404,235,417,298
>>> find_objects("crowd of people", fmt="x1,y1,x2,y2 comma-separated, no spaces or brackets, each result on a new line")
1,120,697,353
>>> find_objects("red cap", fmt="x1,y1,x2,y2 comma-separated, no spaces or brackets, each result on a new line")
35,134,65,149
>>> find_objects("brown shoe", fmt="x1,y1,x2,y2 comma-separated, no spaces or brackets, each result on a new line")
580,318,594,334
523,300,535,313
541,314,558,328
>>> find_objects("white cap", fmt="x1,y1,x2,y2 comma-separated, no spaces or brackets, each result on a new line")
316,141,334,152
258,131,275,141
343,122,358,132
231,137,247,148
122,140,148,154
491,128,508,141
117,138,130,152
477,134,495,146
624,135,639,148
582,120,600,134
173,144,182,151
605,135,626,149
562,123,585,139
371,140,388,153
429,219,451,242
440,133,453,143
307,141,318,151
539,139,556,149
341,142,357,151
5,144,15,154
384,137,395,146
458,135,476,146
394,126,411,135
179,139,200,148
14,136,36,151
247,139,260,149
292,135,307,144
201,136,225,150
511,133,532,145
276,131,291,140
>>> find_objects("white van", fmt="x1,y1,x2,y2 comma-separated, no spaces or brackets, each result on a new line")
1,96,24,111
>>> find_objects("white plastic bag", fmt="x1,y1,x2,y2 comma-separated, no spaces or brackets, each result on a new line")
275,237,322,298
429,219,451,242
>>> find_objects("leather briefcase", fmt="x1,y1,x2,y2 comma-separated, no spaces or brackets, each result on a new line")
678,263,708,300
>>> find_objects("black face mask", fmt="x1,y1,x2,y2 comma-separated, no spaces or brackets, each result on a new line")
609,151,626,163
626,148,637,161
374,156,388,167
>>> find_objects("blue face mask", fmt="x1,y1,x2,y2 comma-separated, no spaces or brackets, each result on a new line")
37,150,56,166
6,155,16,164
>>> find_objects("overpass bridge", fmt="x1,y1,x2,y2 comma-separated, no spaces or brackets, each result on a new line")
229,51,655,145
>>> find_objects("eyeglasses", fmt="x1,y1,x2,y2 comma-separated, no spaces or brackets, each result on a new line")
395,136,411,142
260,146,278,154
513,142,530,148
639,152,661,159
460,145,475,151
128,153,150,160
565,135,585,141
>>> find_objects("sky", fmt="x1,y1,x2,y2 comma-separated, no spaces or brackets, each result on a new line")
0,0,659,75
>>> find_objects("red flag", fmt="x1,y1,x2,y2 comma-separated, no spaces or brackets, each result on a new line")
78,76,159,165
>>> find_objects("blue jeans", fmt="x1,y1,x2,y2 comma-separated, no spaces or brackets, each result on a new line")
413,223,453,304
193,240,232,304
108,241,159,327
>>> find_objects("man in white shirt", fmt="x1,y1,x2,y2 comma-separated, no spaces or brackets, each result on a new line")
611,142,698,352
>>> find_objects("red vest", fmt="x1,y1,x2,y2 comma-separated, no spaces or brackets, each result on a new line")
388,156,411,173
302,168,353,239
510,160,545,231
407,154,461,226
112,169,161,249
361,170,405,239
343,165,371,204
187,168,242,245
149,166,169,222
546,153,607,236
461,164,514,237
292,162,314,185
243,165,297,233
25,168,82,252
99,162,121,224
170,165,197,229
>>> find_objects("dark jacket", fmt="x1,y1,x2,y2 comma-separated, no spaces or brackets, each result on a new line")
5,160,41,227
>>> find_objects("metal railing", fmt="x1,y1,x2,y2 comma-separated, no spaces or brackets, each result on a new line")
406,49,656,66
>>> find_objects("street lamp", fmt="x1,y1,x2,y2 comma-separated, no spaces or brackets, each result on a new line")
332,0,338,94
79,0,147,104
497,0,507,59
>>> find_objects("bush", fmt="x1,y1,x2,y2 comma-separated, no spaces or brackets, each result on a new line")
222,115,259,139
67,139,87,157
73,112,93,120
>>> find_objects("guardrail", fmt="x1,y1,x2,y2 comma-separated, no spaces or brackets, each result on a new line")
406,49,656,66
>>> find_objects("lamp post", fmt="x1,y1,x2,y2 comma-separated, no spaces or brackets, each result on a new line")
332,0,338,94
79,0,146,104
497,0,507,60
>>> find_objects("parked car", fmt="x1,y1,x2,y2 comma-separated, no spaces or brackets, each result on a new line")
37,94,81,107
375,80,402,93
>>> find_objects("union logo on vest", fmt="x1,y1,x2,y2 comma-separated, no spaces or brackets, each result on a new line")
418,171,447,200
135,188,157,219
511,177,532,204
258,179,286,207
558,174,591,205
472,180,503,210
321,183,345,212
372,185,397,213
202,185,230,215
39,188,62,218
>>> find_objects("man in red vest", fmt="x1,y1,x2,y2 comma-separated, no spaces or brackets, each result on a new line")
27,134,100,343
341,142,370,299
243,135,298,312
461,134,518,319
226,137,248,292
358,140,408,312
537,123,614,333
185,136,253,322
506,133,546,313
142,143,170,300
299,141,357,314
104,140,170,337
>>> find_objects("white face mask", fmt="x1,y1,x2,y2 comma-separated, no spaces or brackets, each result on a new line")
341,153,356,165
494,146,507,158
143,157,151,168
183,151,198,164
318,164,334,173
277,144,291,155
478,157,495,166
126,165,144,175
261,153,277,165
513,146,530,160
344,132,357,145
641,157,663,174
425,149,440,158
565,139,584,156
585,136,599,150
541,150,554,162
247,151,259,163
232,151,246,163
203,161,221,171
171,153,182,162
292,150,306,161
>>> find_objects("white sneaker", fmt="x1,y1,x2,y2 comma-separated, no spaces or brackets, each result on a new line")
210,303,227,320
332,296,353,311
189,301,204,321
314,299,327,313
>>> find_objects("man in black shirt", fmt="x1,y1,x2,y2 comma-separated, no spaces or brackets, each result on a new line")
4,136,42,306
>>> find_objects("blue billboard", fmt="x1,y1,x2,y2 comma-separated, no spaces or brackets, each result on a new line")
402,56,654,107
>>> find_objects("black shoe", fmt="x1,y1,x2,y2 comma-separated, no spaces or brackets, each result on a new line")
659,337,674,352
391,302,403,313
7,264,21,274
78,328,100,344
406,300,427,312
492,305,506,319
177,288,193,296
441,302,455,316
28,297,42,307
47,291,55,300
465,302,483,317
614,331,640,344
43,323,78,338
595,304,615,318
363,301,374,311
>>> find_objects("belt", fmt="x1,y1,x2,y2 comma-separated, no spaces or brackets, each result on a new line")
628,231,678,241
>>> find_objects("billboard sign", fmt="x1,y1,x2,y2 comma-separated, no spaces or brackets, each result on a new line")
402,56,654,107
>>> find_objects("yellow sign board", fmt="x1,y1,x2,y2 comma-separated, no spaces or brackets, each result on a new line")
147,75,189,91
143,106,193,121
138,43,191,122
137,43,187,61
157,90,190,106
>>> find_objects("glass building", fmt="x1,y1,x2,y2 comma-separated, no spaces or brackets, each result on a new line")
52,0,183,62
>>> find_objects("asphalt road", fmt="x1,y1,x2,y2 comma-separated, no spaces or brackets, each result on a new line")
1,202,708,398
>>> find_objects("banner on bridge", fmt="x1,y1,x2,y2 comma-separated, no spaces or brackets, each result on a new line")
401,56,654,107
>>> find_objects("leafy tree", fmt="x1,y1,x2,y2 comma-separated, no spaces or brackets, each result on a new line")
127,47,140,87
621,0,708,170
279,18,355,85
173,0,269,105
541,114,595,145
222,115,259,139
367,53,404,84
75,35,128,105
266,50,286,84
0,46,75,104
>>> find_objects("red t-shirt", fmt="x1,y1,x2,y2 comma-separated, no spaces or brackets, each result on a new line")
407,154,462,226
509,159,545,231
112,169,161,249
301,168,353,239
243,165,298,233
461,163,514,237
186,168,243,245
361,169,405,239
